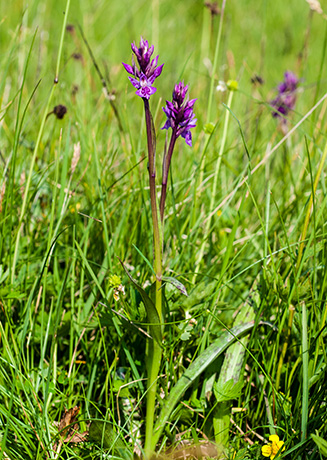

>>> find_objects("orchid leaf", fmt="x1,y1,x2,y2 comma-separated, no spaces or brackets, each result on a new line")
214,378,243,403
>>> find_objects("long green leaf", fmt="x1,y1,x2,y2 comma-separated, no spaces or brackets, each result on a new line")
152,321,257,446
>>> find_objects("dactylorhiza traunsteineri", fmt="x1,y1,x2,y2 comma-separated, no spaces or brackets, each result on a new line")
122,37,197,455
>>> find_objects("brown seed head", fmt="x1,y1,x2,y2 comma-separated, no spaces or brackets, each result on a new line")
53,105,67,120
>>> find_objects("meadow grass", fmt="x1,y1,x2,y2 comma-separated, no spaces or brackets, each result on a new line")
1,0,327,459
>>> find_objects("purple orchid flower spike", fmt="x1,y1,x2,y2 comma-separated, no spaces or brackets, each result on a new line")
159,81,197,221
271,71,299,120
162,81,197,147
122,37,164,100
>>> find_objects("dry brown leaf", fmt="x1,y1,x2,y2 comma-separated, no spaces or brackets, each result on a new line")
58,406,80,438
53,405,88,454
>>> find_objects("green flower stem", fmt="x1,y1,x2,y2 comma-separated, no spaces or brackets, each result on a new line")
194,90,234,281
143,98,163,457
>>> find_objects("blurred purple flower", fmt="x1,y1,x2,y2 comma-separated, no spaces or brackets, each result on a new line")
122,37,164,99
162,81,197,147
271,71,299,119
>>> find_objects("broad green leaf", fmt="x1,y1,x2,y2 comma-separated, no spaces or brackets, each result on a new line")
152,321,257,445
118,257,162,344
311,433,327,457
214,378,243,402
162,276,188,296
182,280,216,310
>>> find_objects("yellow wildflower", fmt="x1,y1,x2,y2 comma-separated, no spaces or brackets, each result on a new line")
227,79,238,91
262,435,285,459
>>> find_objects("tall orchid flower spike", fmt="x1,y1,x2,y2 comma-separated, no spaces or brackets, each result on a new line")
122,37,164,99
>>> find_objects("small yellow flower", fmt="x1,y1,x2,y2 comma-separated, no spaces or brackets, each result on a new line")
108,274,122,287
262,435,285,459
227,79,238,91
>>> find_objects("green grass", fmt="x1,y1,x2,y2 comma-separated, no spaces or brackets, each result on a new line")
1,0,327,459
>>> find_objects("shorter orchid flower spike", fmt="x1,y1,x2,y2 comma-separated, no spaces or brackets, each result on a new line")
122,37,164,100
162,81,197,147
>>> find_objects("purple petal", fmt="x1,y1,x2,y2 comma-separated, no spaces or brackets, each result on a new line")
148,63,164,84
131,41,137,53
187,98,197,108
122,62,135,75
181,130,192,147
186,121,197,130
148,55,159,70
278,82,287,93
161,119,171,130
153,63,164,78
128,76,141,89
135,85,157,99
161,81,196,142
162,106,171,117
284,71,298,87
131,43,141,63
166,100,175,111
183,108,194,119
